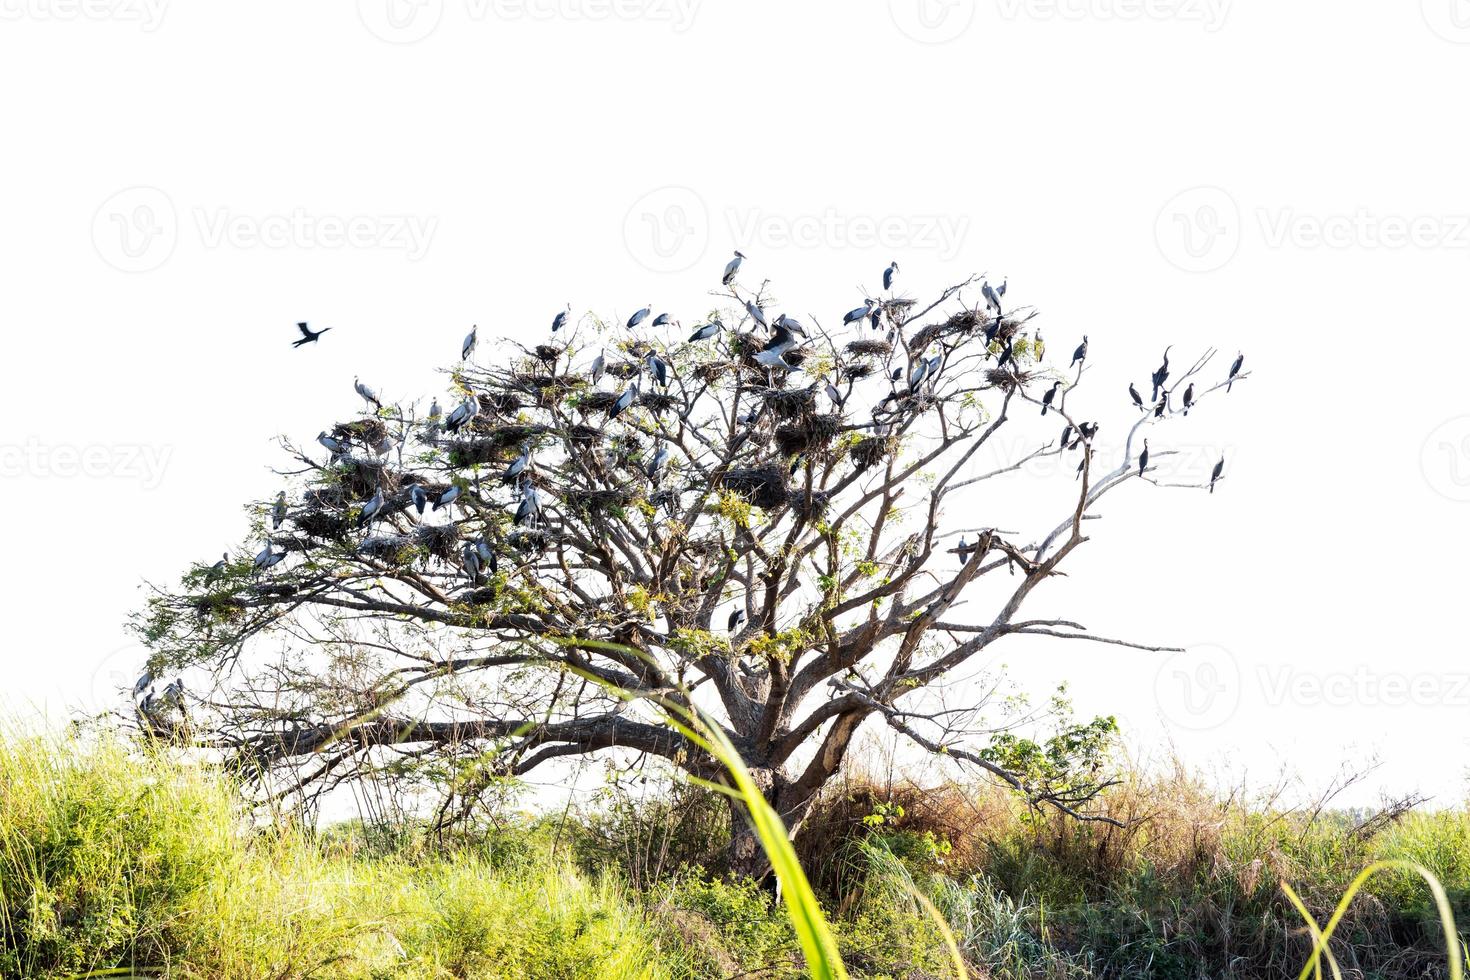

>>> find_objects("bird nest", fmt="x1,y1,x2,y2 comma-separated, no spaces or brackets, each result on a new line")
357,534,413,562
942,308,986,333
577,391,619,414
879,297,917,323
846,339,893,358
534,344,564,364
564,424,603,445
461,585,500,606
508,528,554,552
446,426,544,466
985,368,1034,391
481,392,521,415
331,418,387,447
775,414,842,457
605,360,641,380
760,386,817,419
338,457,396,499
849,435,897,474
572,489,632,512
695,362,731,384
841,362,876,382
719,464,789,510
294,508,351,541
908,324,944,350
786,489,831,519
414,523,461,563
638,392,679,413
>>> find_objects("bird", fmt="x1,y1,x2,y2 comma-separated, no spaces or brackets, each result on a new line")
428,397,441,421
956,535,973,560
1154,395,1168,418
1041,381,1060,416
354,377,382,410
1078,421,1099,443
1228,352,1244,392
869,303,883,330
890,367,903,382
475,536,493,566
723,250,745,286
883,261,899,291
753,345,799,375
432,485,461,512
292,321,330,347
907,357,930,391
652,312,675,328
503,446,532,483
552,305,571,332
645,442,670,480
825,382,843,407
627,305,652,329
926,353,943,380
590,350,606,385
461,324,478,361
132,668,153,700
688,320,722,342
514,484,541,526
1151,346,1173,400
610,382,639,420
205,553,228,584
358,488,385,527
461,543,482,584
445,396,479,434
1060,424,1073,449
646,352,669,388
1070,336,1089,369
983,281,1003,314
317,431,346,458
271,491,287,530
1182,384,1195,416
1210,456,1225,493
772,314,808,337
253,540,284,571
739,405,761,425
1129,383,1144,409
727,607,746,633
1138,439,1150,477
995,341,1016,371
745,300,768,329
843,300,875,326
408,484,429,516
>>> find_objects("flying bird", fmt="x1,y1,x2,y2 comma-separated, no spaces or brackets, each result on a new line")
292,321,330,347
883,261,899,291
723,250,745,286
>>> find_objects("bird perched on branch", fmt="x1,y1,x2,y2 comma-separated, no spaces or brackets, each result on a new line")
723,250,745,286
1228,352,1244,392
627,305,652,329
1210,456,1225,493
1151,347,1172,401
1070,336,1089,369
1138,439,1150,477
1041,380,1060,416
354,377,382,410
552,305,571,333
462,324,478,361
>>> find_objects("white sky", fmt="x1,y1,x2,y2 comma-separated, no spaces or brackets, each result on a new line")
2,0,1468,810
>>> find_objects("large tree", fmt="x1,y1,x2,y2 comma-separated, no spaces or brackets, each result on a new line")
134,269,1244,876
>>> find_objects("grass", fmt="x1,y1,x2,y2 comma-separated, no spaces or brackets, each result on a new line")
3,726,1469,979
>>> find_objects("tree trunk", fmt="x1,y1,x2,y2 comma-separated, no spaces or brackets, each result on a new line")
722,767,826,882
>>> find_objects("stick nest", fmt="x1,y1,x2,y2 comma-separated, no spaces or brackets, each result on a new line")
719,465,789,510
774,414,842,457
846,339,893,358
